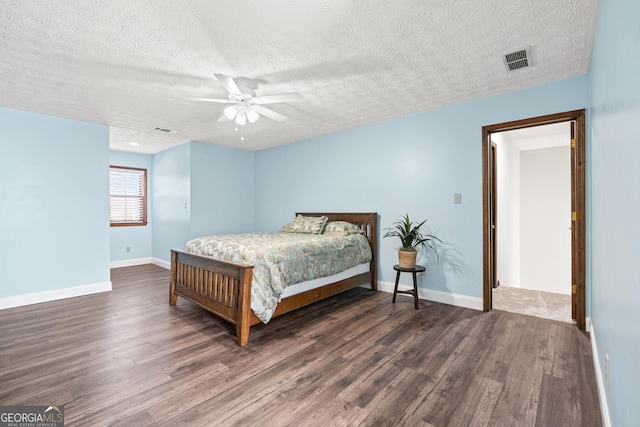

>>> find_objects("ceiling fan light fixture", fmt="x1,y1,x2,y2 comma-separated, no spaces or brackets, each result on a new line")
224,105,238,120
197,74,301,129
246,108,259,123
235,110,247,125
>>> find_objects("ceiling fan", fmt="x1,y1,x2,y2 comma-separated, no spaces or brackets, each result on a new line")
193,73,303,126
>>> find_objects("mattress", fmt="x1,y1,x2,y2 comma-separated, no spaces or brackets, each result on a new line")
279,262,371,300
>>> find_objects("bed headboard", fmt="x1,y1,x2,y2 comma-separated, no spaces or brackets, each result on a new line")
296,212,378,289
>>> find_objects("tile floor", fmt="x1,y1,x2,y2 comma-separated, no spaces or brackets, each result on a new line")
492,285,574,324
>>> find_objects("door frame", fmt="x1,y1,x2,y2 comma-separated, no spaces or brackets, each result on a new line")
481,109,586,331
490,142,498,289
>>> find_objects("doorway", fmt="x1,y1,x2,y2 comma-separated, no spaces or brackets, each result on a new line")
482,110,586,331
492,123,572,322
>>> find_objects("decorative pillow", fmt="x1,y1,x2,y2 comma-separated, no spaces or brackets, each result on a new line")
280,215,328,234
322,221,364,236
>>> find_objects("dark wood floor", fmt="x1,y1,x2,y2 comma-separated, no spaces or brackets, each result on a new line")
0,264,601,426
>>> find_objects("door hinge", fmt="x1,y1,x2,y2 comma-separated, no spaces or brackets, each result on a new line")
572,211,577,221
571,138,576,148
572,284,577,294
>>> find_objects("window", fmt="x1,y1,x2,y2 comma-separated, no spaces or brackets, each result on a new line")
109,166,147,226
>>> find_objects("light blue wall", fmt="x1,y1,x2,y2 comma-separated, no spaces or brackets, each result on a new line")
0,107,110,297
109,150,153,262
190,141,254,238
151,141,254,262
255,75,589,296
589,0,640,425
151,142,191,261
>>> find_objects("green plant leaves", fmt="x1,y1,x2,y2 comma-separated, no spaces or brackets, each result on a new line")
383,214,441,257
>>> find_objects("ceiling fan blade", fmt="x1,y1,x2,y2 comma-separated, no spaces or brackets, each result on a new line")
214,73,242,96
217,113,232,122
254,105,288,122
189,97,232,103
251,92,303,104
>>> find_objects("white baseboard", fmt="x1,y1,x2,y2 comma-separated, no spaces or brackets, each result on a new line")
0,281,112,310
590,323,612,427
109,257,170,270
376,280,483,311
110,257,153,269
152,257,171,270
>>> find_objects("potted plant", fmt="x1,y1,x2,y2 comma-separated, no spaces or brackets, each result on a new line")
383,214,441,269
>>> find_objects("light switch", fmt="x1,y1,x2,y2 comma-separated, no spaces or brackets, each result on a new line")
454,193,462,204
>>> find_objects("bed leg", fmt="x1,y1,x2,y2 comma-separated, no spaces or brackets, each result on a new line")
371,262,378,291
169,277,178,305
236,267,253,346
169,251,178,306
237,323,250,347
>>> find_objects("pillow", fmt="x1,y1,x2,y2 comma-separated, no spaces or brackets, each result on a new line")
280,215,328,234
322,221,364,236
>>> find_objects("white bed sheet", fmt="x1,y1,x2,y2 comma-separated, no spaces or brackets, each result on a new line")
278,262,370,301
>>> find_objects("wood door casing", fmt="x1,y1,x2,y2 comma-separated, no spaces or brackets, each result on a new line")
570,120,577,320
491,142,498,289
482,110,586,331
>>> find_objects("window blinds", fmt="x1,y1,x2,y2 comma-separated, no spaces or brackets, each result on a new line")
109,167,146,225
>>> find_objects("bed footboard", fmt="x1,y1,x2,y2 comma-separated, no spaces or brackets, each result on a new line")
170,249,254,346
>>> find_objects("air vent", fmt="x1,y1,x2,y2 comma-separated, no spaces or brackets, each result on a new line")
154,127,175,133
503,47,532,71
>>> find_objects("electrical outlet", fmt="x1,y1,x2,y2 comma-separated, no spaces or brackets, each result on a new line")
126,246,131,253
454,193,462,204
605,354,610,385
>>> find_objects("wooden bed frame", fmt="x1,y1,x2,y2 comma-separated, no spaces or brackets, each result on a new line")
169,212,378,346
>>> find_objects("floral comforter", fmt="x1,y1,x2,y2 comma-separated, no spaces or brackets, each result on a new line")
183,232,372,323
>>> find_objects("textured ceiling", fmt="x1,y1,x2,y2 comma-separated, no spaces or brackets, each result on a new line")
0,0,598,153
